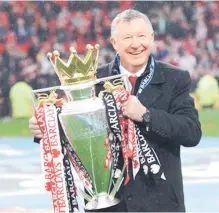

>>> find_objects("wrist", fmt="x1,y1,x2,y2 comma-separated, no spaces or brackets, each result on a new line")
141,107,148,122
142,108,151,131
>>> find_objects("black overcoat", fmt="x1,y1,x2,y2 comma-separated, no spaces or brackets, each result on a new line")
93,57,202,212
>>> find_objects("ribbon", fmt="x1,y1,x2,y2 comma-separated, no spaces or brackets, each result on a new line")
102,88,165,185
113,90,140,181
55,107,79,212
58,121,94,196
102,92,125,184
35,105,69,213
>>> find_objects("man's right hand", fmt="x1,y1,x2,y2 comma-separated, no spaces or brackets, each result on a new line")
29,116,42,138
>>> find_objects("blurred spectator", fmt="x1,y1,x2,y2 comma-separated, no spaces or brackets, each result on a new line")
0,32,26,117
9,79,33,119
37,18,49,42
207,31,219,53
38,2,59,22
183,32,197,55
58,6,70,24
179,49,197,76
196,75,219,108
0,22,7,43
156,41,169,60
28,36,41,62
23,3,36,36
14,17,29,43
166,6,188,39
36,42,53,75
55,18,67,43
195,14,208,42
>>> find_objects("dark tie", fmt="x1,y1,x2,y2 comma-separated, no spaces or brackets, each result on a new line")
129,75,137,94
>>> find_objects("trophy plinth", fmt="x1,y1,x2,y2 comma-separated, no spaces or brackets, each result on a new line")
86,193,120,210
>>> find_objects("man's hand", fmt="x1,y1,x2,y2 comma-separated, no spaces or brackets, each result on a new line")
122,95,147,122
29,116,42,138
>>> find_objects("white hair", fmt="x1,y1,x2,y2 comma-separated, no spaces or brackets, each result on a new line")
111,9,154,37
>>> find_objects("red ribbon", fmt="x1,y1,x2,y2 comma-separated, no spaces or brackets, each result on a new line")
35,105,69,212
113,89,140,184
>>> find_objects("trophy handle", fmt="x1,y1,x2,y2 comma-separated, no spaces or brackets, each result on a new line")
109,165,125,199
78,188,92,202
95,74,130,92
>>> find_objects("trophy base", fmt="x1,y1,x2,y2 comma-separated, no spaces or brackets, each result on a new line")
85,193,120,210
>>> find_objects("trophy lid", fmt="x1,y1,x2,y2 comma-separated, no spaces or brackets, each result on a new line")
47,44,99,85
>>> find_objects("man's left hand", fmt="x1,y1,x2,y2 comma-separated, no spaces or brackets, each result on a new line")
122,95,147,122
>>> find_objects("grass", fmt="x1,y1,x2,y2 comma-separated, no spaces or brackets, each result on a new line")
198,108,219,137
0,118,32,137
0,109,218,137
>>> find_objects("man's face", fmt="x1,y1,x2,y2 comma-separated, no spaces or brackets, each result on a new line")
111,18,154,72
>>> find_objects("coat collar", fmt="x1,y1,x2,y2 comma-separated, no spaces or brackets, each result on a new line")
108,55,166,107
150,60,166,85
109,55,166,85
139,60,166,107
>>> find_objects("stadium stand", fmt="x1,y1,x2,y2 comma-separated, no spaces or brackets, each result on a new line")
0,1,218,117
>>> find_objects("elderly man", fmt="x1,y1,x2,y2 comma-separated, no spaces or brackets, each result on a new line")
29,9,201,212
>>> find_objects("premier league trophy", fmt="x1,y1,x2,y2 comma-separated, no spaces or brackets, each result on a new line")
32,44,130,212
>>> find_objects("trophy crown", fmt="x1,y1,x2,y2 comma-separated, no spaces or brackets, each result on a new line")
47,44,100,85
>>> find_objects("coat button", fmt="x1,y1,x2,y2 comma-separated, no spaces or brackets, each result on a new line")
126,194,132,201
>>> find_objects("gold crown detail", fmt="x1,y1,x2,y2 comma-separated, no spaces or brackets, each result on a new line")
47,44,99,85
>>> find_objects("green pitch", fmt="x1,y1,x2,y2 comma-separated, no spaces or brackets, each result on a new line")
198,108,219,137
0,109,218,137
0,118,32,136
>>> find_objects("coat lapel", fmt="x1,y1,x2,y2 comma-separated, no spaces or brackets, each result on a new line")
138,61,166,107
103,57,166,107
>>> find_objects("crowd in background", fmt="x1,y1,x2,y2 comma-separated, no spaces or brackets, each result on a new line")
0,1,219,117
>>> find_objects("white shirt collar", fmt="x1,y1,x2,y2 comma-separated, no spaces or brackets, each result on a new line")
119,63,147,77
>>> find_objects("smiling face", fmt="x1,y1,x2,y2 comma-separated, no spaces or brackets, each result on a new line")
111,18,154,74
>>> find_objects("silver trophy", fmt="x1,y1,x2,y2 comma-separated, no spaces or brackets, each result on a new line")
32,44,129,210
